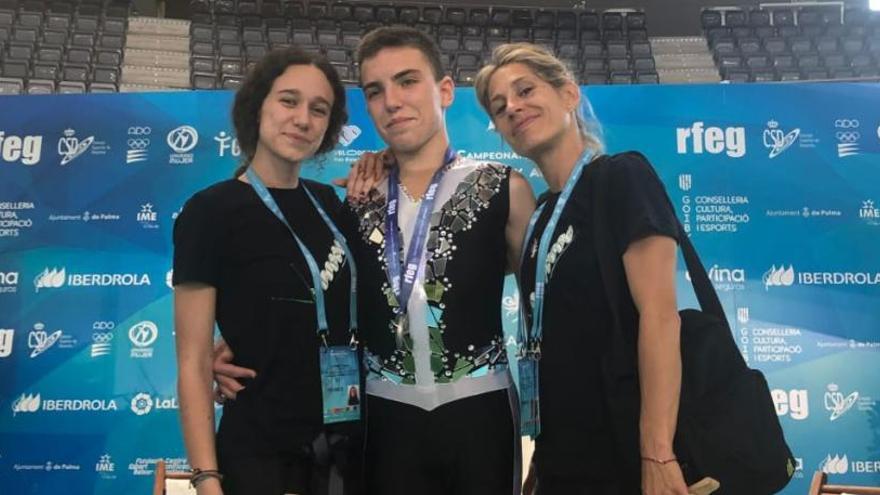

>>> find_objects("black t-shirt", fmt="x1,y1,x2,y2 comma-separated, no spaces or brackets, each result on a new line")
519,152,679,478
173,178,356,455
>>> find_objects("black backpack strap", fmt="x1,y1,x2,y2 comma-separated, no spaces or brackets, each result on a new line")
591,156,727,333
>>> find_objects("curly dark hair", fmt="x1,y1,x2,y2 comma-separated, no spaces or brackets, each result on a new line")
232,47,347,174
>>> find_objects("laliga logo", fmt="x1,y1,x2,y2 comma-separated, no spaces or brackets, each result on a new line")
34,267,66,292
824,383,859,421
28,323,62,358
763,120,800,159
820,454,849,475
57,129,94,166
12,393,41,415
762,265,794,290
130,393,153,415
338,125,362,147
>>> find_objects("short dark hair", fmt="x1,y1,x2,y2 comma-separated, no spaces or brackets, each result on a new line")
356,26,445,82
232,47,347,170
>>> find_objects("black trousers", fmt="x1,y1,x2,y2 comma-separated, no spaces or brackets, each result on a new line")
218,435,363,495
219,451,313,495
364,389,516,495
534,475,640,495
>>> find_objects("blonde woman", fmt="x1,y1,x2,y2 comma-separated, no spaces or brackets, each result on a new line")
474,44,688,495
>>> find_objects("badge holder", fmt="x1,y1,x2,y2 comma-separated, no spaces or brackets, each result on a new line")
319,336,361,424
518,349,541,439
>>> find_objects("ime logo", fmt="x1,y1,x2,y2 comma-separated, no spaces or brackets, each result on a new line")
676,122,746,158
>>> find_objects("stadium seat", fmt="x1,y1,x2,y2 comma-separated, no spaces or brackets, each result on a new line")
58,80,86,93
0,75,23,93
32,61,59,80
26,78,54,94
192,71,217,89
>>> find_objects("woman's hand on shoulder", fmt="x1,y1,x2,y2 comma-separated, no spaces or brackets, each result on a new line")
331,149,394,202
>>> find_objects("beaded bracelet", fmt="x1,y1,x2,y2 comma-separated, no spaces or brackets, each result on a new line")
641,455,678,465
190,468,223,488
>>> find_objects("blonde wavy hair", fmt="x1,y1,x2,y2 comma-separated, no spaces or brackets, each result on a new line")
474,43,604,154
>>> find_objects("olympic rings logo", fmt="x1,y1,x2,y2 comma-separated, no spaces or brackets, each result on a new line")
93,321,116,330
834,119,859,129
127,139,150,149
92,332,114,343
128,126,152,136
836,131,860,143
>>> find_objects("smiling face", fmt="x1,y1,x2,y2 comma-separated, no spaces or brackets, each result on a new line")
486,62,580,160
255,64,334,164
359,46,454,155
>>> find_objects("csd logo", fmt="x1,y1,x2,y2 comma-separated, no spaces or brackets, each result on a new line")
92,321,115,331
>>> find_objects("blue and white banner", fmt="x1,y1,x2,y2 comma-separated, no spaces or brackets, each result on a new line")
1,83,878,494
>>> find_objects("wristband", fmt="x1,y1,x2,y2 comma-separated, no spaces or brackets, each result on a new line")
190,468,223,488
641,455,678,465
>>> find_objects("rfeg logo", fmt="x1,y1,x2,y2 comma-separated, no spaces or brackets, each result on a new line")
771,388,809,420
676,122,746,158
0,131,43,166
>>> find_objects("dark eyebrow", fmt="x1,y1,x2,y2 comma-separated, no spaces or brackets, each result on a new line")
361,68,423,93
391,69,422,82
277,89,331,107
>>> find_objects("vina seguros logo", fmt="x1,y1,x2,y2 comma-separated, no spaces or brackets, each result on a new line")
0,131,43,165
676,122,746,158
0,270,18,293
763,120,800,159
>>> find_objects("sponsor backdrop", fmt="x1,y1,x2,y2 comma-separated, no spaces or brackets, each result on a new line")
0,83,878,494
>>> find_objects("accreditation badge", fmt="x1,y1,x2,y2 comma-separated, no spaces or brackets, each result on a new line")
518,356,541,439
319,346,361,424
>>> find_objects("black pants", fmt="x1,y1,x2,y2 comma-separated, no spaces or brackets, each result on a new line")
218,436,363,495
534,475,640,495
365,389,516,495
219,451,313,495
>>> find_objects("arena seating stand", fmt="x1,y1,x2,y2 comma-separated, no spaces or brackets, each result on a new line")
702,4,880,82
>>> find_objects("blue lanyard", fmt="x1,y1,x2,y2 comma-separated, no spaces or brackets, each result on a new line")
518,150,595,352
384,148,457,315
245,168,358,339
